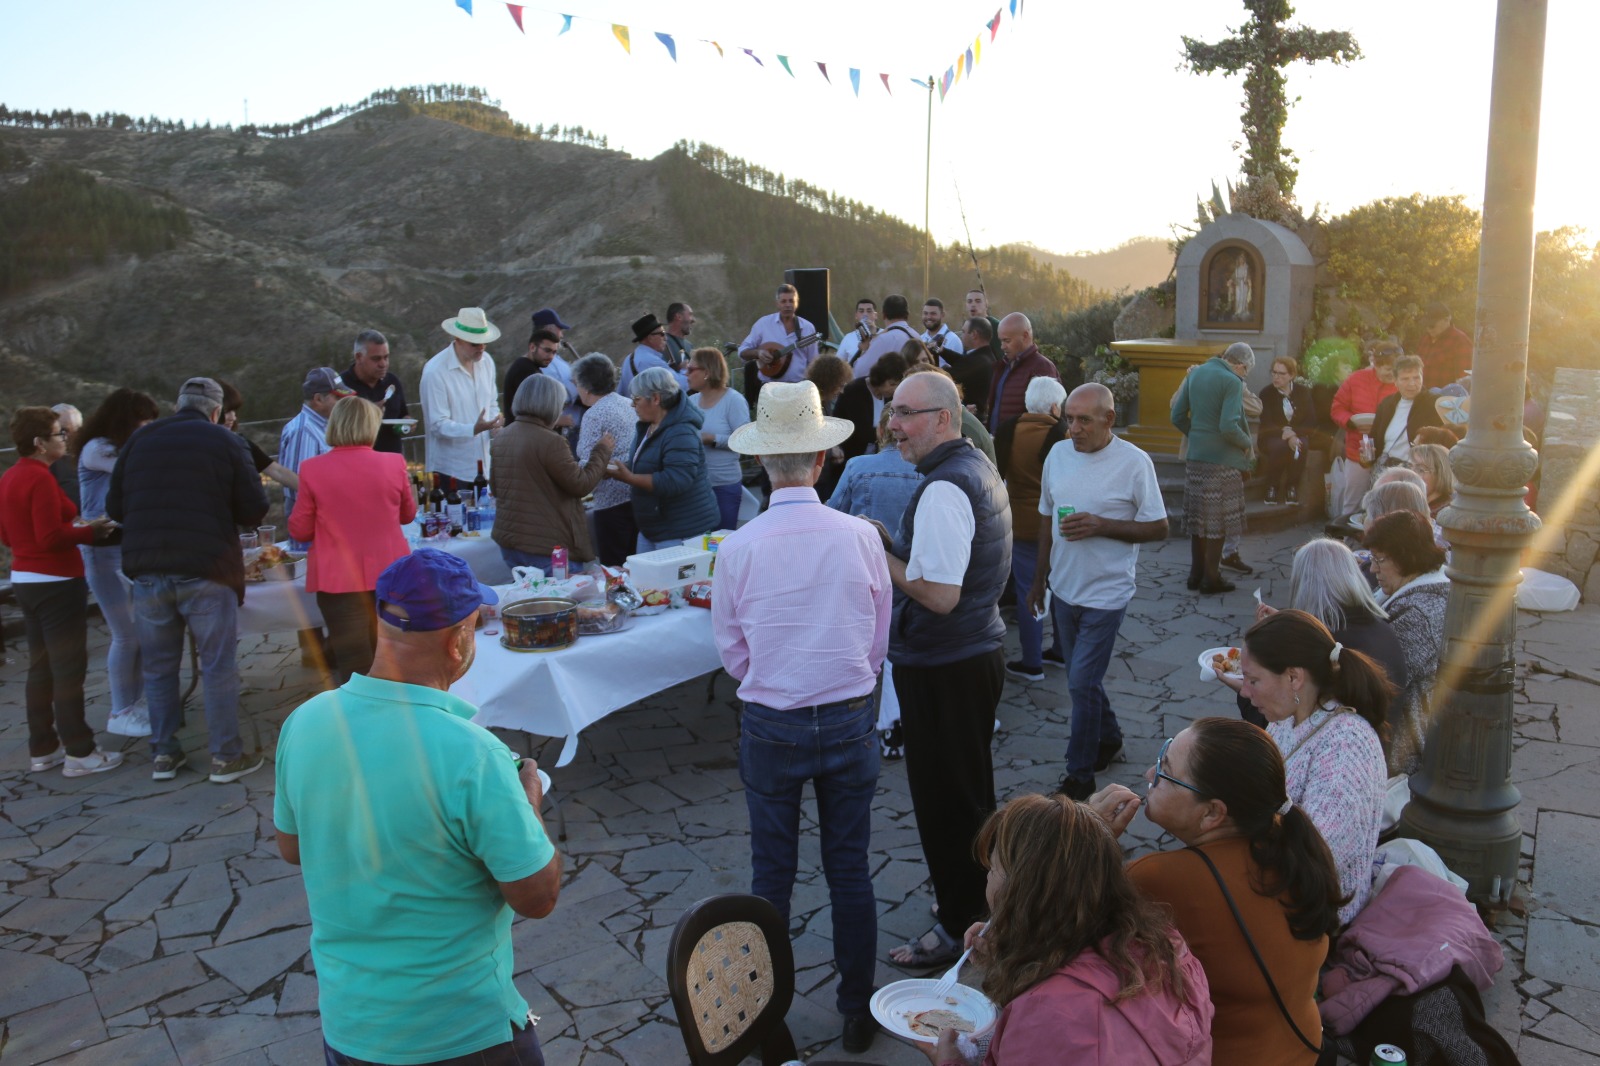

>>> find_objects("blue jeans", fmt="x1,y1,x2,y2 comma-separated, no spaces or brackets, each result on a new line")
131,574,242,762
1009,539,1059,669
740,696,879,1016
712,482,742,531
1050,600,1127,780
82,544,143,712
324,1020,543,1066
498,547,552,576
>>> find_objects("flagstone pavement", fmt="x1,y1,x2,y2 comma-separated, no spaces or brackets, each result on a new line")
3,522,1599,1065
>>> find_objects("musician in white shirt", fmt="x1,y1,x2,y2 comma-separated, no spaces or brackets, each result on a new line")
851,294,920,380
836,298,879,367
920,298,966,359
737,284,820,386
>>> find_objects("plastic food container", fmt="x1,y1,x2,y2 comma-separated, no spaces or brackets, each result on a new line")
625,545,715,589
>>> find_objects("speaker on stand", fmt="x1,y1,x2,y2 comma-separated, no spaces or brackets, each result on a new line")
783,267,832,344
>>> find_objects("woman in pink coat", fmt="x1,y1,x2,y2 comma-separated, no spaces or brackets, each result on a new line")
288,397,415,683
931,794,1213,1066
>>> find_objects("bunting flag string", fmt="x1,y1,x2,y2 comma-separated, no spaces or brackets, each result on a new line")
463,2,1022,103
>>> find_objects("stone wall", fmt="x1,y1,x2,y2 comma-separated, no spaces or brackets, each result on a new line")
1528,368,1600,601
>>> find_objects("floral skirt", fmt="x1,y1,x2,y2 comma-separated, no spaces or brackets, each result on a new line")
1184,460,1245,539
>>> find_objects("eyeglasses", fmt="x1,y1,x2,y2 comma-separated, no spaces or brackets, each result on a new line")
887,405,942,420
1149,737,1203,795
43,429,70,441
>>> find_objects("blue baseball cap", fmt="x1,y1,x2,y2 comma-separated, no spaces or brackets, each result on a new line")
376,550,499,632
532,308,572,331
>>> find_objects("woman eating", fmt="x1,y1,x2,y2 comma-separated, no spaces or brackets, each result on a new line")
1237,610,1390,922
74,388,162,737
572,352,637,566
687,346,751,532
0,407,122,776
608,366,719,552
1363,511,1450,774
1094,717,1344,1065
931,793,1212,1066
287,397,414,683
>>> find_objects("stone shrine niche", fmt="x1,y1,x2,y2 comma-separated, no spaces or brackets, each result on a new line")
1199,240,1264,332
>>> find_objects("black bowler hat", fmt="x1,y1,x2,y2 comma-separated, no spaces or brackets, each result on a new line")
631,313,664,343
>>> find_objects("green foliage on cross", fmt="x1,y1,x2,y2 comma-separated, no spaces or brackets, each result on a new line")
1182,0,1361,198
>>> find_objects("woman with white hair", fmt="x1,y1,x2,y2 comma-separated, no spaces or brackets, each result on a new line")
1171,341,1255,593
994,375,1069,680
573,352,637,566
491,374,615,574
1219,538,1408,733
608,365,720,550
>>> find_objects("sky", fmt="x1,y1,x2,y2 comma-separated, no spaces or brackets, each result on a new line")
2,0,1595,257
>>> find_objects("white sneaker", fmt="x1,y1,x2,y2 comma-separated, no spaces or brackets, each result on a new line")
106,705,152,738
63,748,125,777
30,749,65,772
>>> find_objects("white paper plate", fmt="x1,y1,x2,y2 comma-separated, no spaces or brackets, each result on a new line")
1199,646,1242,681
870,979,996,1044
538,768,551,794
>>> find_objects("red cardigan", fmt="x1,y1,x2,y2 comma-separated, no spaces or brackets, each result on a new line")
287,446,417,594
0,457,94,577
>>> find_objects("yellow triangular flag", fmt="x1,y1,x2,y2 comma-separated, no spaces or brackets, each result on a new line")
974,35,982,65
612,24,630,53
952,55,962,85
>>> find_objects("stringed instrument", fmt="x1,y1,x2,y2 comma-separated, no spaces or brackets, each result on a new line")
747,329,820,380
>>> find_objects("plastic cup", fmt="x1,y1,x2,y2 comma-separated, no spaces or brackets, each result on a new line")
256,525,276,546
239,533,258,550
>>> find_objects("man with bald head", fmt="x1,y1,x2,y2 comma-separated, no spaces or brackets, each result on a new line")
874,371,1012,969
986,312,1060,433
1025,383,1166,800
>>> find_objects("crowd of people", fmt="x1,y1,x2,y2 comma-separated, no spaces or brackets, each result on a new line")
0,282,1510,1065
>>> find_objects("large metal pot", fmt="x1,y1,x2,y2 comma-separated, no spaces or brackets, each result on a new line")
500,597,578,652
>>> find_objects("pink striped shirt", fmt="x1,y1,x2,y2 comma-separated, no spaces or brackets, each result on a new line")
711,486,891,710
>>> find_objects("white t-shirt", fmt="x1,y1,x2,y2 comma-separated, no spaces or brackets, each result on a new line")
906,481,974,586
1037,436,1165,610
1381,398,1414,464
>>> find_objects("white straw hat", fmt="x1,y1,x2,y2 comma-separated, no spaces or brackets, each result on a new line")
728,381,853,455
441,307,501,344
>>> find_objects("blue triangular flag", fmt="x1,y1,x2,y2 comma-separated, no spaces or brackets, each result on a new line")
558,13,572,34
655,32,677,61
849,68,861,96
456,0,472,13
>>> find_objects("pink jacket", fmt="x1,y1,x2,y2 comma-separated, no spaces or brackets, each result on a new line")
1319,865,1503,1035
1329,367,1398,461
288,446,417,593
983,938,1213,1066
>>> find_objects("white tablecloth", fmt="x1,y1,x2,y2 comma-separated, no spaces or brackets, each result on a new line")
237,526,512,635
452,606,721,766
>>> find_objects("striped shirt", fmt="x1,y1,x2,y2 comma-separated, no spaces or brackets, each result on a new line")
279,404,331,545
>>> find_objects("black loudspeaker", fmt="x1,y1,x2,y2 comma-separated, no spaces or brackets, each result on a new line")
784,267,831,339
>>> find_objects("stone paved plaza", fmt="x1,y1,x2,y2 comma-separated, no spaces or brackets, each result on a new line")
2,521,1599,1064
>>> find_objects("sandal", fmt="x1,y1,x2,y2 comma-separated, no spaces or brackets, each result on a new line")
888,925,961,969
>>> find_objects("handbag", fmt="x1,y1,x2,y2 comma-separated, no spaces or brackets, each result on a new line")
1187,846,1330,1058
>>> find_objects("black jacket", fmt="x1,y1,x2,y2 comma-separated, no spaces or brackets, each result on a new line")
107,409,270,602
1256,383,1317,440
1371,392,1444,464
835,378,879,462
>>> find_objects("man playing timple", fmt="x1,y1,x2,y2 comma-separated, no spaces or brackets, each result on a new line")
738,283,821,387
919,298,966,358
986,312,1060,433
1027,383,1167,799
421,306,503,493
343,330,410,455
850,294,919,380
275,549,561,1066
877,372,1011,969
714,381,891,1053
837,297,879,368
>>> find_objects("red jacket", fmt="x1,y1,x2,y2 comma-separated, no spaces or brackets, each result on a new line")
1416,324,1473,387
288,446,417,593
1330,367,1398,461
0,458,94,577
986,346,1061,432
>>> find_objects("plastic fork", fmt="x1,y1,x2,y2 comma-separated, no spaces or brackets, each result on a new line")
930,923,987,997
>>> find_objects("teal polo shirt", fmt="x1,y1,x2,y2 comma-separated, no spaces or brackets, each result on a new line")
274,674,554,1064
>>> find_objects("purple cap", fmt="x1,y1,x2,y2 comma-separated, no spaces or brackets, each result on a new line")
375,549,499,632
532,308,572,331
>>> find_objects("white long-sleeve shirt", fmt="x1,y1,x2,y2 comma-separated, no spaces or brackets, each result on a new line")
420,344,498,481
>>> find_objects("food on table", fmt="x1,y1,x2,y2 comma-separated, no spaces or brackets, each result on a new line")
641,589,672,608
500,598,578,651
576,599,628,635
904,1008,975,1038
684,582,712,608
244,545,300,582
1211,647,1242,676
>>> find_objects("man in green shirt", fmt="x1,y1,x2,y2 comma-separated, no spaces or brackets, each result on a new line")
275,550,561,1065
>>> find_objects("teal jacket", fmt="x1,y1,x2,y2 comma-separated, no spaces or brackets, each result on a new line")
1171,357,1252,471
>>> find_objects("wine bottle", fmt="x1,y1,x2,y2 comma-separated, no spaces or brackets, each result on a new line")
429,478,445,516
446,486,464,535
473,460,489,508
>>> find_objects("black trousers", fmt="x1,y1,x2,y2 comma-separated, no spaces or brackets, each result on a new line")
16,578,94,758
893,648,1004,941
317,590,377,685
591,502,638,567
1258,433,1307,495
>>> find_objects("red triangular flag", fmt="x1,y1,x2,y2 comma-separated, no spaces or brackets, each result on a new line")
506,4,525,32
879,73,892,94
989,9,1002,40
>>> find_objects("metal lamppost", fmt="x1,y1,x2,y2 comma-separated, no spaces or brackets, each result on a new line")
1397,0,1547,904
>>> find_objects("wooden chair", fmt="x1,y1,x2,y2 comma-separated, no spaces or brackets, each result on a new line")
666,894,857,1066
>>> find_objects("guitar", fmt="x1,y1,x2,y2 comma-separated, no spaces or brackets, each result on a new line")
746,330,820,380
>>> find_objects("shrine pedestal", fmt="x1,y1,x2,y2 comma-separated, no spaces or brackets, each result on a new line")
1110,339,1225,456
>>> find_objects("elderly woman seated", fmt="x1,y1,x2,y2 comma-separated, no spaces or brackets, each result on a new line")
1363,511,1449,775
1220,538,1407,731
1407,443,1455,517
490,374,614,575
608,365,720,552
930,794,1212,1066
1362,477,1446,552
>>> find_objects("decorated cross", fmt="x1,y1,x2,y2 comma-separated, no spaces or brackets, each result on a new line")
1182,0,1360,199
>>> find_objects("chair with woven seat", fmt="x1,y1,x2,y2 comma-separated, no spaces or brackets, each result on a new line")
666,893,859,1066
